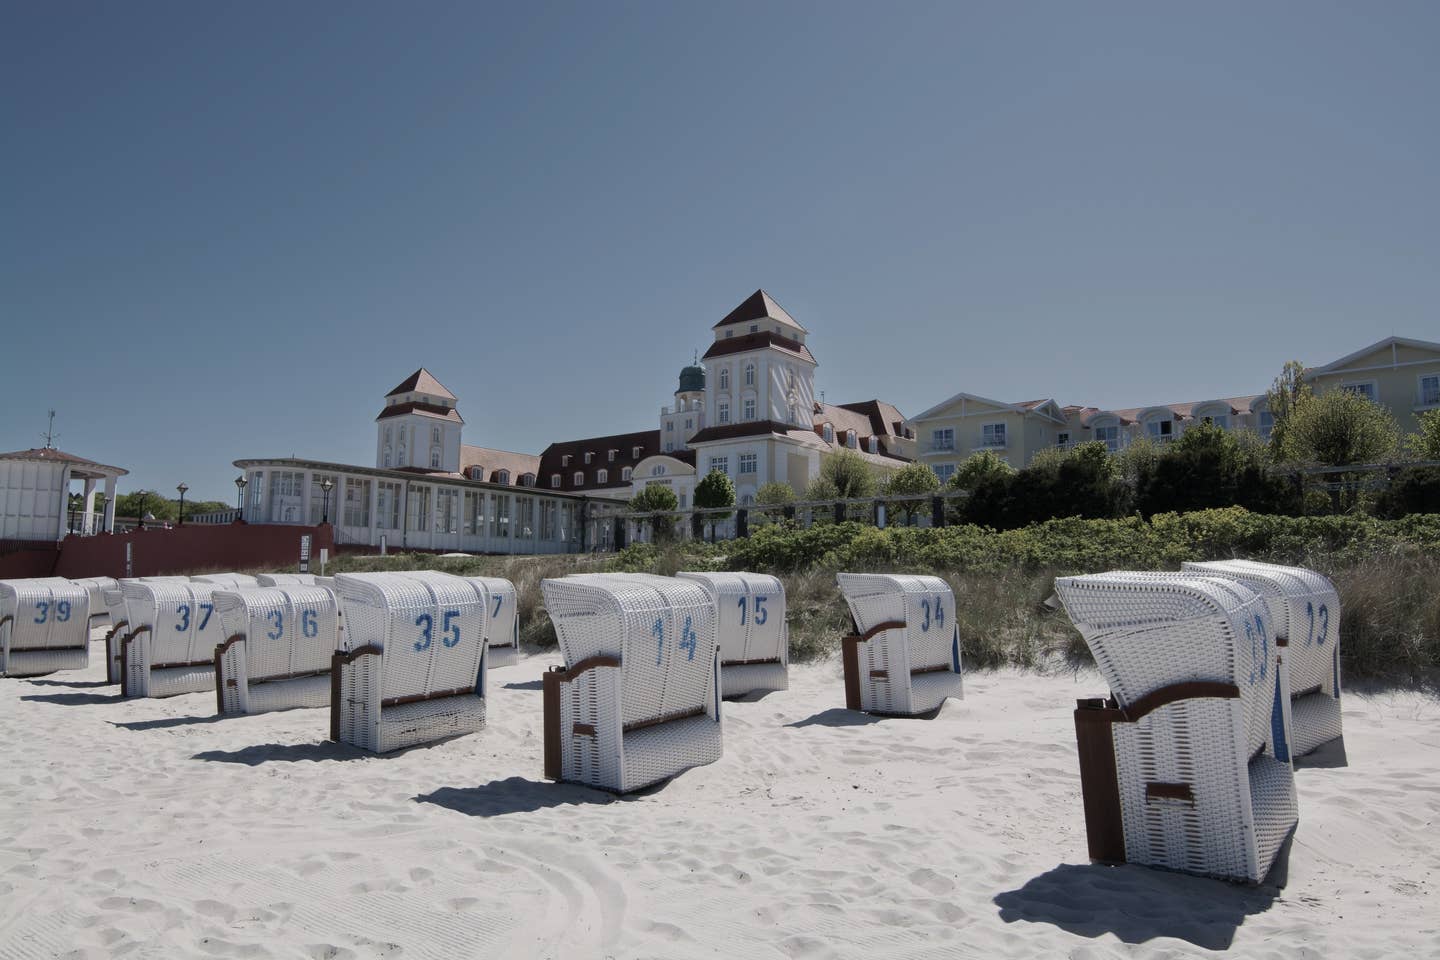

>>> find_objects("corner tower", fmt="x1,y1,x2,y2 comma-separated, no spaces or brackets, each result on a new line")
702,289,816,429
375,368,464,472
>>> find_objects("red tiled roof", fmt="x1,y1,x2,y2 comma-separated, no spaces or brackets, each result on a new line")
701,331,817,364
385,368,457,400
687,420,798,445
0,448,128,475
375,401,464,424
537,430,661,493
713,289,806,332
459,445,542,485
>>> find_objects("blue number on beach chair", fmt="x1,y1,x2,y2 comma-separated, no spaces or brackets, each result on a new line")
754,596,768,625
492,595,502,619
414,613,433,652
56,600,71,622
176,604,191,632
198,603,213,630
1316,604,1329,646
679,615,697,660
266,609,284,640
653,618,664,664
33,601,49,624
301,609,318,638
441,609,460,647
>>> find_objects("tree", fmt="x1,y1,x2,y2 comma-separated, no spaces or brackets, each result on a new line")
116,490,176,523
1134,422,1294,516
1281,390,1400,466
881,461,939,524
948,451,1014,492
629,484,678,541
693,469,736,540
802,475,840,502
1407,409,1440,461
819,449,877,499
755,482,795,506
1265,360,1312,457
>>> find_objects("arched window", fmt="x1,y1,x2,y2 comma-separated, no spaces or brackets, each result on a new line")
383,448,392,468
744,363,755,386
398,444,406,464
621,467,632,481
495,470,510,485
573,471,584,486
430,447,442,469
520,473,535,487
384,426,392,444
551,474,561,488
469,466,483,481
822,424,834,444
718,402,730,424
432,426,441,443
718,367,730,390
597,469,608,484
846,432,857,449
651,465,665,477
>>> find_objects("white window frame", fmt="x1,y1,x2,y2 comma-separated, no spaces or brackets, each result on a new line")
710,456,728,475
981,423,1006,448
867,436,877,454
551,474,561,488
934,463,956,483
573,471,584,486
1145,418,1174,441
744,363,755,387
718,367,730,390
743,398,756,421
822,424,834,444
621,467,632,481
845,432,857,449
495,470,510,485
469,466,483,481
1340,380,1379,402
584,452,593,464
632,445,643,459
932,427,954,451
1094,423,1120,451
718,402,730,424
739,453,757,474
1419,373,1440,408
597,469,608,484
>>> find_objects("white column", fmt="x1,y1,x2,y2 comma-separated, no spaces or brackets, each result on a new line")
103,476,117,533
82,479,97,535
57,465,72,540
369,479,381,547
301,470,314,526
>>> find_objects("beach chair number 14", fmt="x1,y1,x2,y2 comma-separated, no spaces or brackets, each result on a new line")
654,615,699,664
414,610,462,652
32,600,73,623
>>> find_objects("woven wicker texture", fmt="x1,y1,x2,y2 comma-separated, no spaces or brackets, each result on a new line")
1055,573,1299,883
1,579,91,677
331,572,489,753
678,571,789,696
213,586,340,715
191,573,262,588
101,586,130,683
255,574,322,587
542,575,723,792
1182,559,1342,738
119,581,224,697
71,577,119,624
835,573,963,715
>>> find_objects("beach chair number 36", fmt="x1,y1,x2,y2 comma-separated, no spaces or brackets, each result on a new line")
414,610,462,652
653,615,698,664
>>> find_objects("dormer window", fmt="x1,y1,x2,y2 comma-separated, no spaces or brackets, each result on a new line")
597,469,608,483
608,450,616,462
551,474,561,488
632,445,642,459
622,467,632,481
584,452,593,464
520,473,535,487
562,455,571,467
867,437,877,454
469,466,483,481
822,424,834,444
495,470,510,485
846,432,857,449
573,471,584,486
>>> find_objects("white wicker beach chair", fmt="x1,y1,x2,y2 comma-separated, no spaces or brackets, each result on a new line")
676,572,788,697
100,585,132,683
212,586,340,715
118,581,226,698
541,575,721,793
1182,560,1342,757
381,571,519,669
0,579,91,677
834,573,963,716
1055,572,1299,884
191,573,261,588
330,572,489,753
256,573,322,587
71,577,119,627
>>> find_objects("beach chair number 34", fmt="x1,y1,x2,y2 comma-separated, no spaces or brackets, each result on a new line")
414,610,462,652
919,595,945,632
654,615,699,664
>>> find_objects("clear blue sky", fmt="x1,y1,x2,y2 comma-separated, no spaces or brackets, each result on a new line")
4,1,1437,502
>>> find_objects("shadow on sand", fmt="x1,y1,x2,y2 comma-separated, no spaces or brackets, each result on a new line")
786,705,942,728
22,678,113,689
20,691,124,706
1294,737,1348,770
502,679,545,691
192,741,371,765
994,838,1290,951
416,777,625,818
113,714,228,731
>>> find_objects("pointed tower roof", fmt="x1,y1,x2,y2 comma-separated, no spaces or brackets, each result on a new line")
712,289,807,333
385,368,457,400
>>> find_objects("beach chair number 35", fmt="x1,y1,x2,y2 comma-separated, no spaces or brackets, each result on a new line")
919,595,946,632
654,615,698,664
414,610,462,652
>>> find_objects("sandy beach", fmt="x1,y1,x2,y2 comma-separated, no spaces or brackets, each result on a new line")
1,630,1436,959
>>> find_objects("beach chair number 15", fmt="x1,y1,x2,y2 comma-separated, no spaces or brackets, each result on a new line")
736,595,768,626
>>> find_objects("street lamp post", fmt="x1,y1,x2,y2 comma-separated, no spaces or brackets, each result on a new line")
320,476,334,525
235,476,248,522
176,483,188,526
68,493,80,535
136,491,148,530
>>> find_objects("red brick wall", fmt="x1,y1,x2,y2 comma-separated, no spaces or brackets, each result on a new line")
42,523,336,579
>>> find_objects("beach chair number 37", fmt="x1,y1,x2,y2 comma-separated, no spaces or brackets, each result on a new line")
414,610,462,652
654,615,698,664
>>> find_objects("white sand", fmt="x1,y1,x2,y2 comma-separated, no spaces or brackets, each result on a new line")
1,635,1437,959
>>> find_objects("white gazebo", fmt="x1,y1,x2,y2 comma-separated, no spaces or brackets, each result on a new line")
0,447,128,541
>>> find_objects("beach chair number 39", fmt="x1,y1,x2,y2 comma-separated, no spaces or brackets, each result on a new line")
414,610,462,652
653,615,699,664
32,601,72,623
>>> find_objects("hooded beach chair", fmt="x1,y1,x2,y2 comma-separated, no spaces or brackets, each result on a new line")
213,586,340,715
71,577,119,628
835,573,963,716
330,571,489,753
541,574,721,793
0,579,91,677
100,585,133,683
1183,560,1342,757
1055,572,1299,884
677,572,788,697
191,573,261,588
256,573,323,587
118,580,226,697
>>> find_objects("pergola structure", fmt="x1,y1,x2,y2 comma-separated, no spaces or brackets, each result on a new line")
0,447,128,540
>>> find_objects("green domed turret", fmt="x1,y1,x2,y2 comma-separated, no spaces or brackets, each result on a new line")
676,362,706,395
